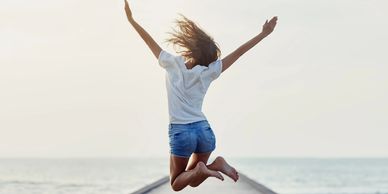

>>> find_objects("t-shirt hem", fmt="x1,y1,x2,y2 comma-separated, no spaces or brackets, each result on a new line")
168,117,208,124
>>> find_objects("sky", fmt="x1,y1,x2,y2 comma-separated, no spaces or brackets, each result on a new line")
1,0,387,158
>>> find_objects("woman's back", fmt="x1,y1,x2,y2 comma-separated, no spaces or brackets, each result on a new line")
159,50,222,124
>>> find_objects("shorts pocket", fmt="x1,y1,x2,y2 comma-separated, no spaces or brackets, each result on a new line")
171,131,188,144
195,127,216,153
205,127,215,141
168,128,192,157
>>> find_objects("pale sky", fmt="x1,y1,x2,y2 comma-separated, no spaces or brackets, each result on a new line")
1,0,387,158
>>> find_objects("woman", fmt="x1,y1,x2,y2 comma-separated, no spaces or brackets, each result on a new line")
124,0,278,191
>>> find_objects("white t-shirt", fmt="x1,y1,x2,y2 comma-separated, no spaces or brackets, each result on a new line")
158,50,223,124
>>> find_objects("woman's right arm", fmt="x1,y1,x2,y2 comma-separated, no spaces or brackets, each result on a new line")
124,0,162,59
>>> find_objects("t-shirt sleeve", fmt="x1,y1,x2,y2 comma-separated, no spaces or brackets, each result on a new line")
158,50,177,69
204,60,223,81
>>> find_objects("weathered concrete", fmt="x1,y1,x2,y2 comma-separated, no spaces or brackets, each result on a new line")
131,173,277,194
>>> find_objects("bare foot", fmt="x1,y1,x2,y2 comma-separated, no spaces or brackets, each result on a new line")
210,156,239,182
195,161,224,181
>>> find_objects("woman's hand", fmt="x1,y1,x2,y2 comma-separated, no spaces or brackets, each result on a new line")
221,16,278,73
261,16,278,37
123,0,162,59
124,0,133,22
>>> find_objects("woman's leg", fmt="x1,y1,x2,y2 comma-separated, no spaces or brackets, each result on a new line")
186,152,211,170
186,153,239,186
184,121,239,183
186,152,212,187
169,154,223,191
207,156,239,182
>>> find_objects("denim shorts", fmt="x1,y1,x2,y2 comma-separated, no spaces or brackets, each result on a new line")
168,120,216,158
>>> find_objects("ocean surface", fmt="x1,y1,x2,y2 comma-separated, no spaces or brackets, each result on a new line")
0,158,387,194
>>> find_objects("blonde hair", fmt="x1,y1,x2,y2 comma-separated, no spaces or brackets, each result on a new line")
167,15,221,67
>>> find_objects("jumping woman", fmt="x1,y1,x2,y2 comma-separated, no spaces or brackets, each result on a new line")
124,0,277,191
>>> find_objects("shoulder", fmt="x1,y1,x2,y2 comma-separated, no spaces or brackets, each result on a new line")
158,50,185,69
208,60,222,70
200,59,223,81
207,60,223,76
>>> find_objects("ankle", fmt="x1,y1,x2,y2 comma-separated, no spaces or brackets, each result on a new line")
207,161,219,171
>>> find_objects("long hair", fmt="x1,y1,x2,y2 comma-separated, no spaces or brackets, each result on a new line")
167,15,221,67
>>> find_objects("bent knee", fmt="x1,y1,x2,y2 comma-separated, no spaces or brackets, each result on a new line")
170,183,183,192
189,182,199,188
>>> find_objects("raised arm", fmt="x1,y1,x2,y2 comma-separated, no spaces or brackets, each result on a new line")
221,16,278,72
124,0,162,59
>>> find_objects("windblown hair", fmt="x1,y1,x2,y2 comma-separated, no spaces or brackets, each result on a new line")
167,15,221,67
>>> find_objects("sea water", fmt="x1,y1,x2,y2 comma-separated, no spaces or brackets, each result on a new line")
230,158,388,194
0,158,387,194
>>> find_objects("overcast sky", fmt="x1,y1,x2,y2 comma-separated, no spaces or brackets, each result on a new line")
1,0,387,158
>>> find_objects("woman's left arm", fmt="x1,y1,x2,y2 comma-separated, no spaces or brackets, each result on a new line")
124,0,162,59
221,16,278,73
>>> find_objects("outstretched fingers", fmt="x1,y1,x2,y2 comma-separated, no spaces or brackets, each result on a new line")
270,16,278,22
269,16,278,28
124,0,132,19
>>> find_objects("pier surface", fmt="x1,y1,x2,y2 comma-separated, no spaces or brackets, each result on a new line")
132,173,277,194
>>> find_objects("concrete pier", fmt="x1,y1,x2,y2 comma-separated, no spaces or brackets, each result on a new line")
131,173,277,194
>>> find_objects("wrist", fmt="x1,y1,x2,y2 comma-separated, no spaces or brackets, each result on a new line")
128,17,135,24
258,32,269,39
259,31,269,37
